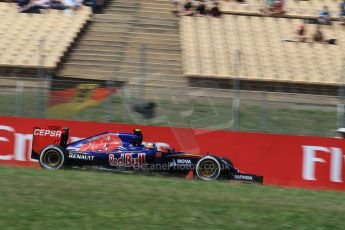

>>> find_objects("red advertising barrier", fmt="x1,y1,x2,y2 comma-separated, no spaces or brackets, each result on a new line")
1,116,345,191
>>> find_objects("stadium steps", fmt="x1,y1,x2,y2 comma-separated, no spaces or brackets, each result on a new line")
70,49,181,59
65,54,182,67
88,24,178,34
62,63,182,74
57,0,187,89
74,42,180,51
79,36,178,45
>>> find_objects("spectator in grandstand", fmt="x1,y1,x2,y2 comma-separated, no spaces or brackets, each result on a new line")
312,26,336,45
313,26,324,43
19,0,84,13
195,0,207,16
266,0,274,5
19,0,50,13
178,0,194,16
171,0,180,14
50,0,68,10
283,23,307,43
171,0,180,15
17,0,30,7
87,0,105,13
340,0,345,25
296,24,307,42
183,0,193,11
63,0,83,10
209,2,221,17
318,6,331,25
171,0,180,8
260,0,284,16
227,0,246,3
273,0,284,15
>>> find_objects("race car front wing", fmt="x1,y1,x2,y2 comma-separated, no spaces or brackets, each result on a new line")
231,173,263,184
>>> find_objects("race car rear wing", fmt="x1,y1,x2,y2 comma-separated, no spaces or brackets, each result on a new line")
31,126,69,160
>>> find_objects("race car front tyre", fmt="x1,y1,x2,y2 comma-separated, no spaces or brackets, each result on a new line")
195,156,221,181
39,145,65,170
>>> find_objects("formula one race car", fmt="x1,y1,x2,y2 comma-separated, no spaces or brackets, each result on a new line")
31,127,263,183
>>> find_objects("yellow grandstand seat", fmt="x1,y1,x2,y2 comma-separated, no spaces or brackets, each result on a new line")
180,14,345,86
0,3,91,69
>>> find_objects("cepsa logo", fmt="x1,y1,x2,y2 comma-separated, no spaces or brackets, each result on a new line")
302,145,345,183
0,125,81,162
33,129,62,137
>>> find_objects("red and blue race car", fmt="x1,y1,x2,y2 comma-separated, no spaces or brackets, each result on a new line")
31,127,263,183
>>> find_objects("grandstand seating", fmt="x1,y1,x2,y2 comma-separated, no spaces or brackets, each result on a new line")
0,3,91,69
180,15,345,85
2,0,344,90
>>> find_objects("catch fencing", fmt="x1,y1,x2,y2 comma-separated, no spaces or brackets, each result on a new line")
0,75,342,137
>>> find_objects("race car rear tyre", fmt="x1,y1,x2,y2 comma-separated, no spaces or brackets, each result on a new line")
39,145,65,170
195,156,221,181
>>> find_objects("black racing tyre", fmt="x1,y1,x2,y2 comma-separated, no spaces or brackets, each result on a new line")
195,156,221,181
39,145,66,170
